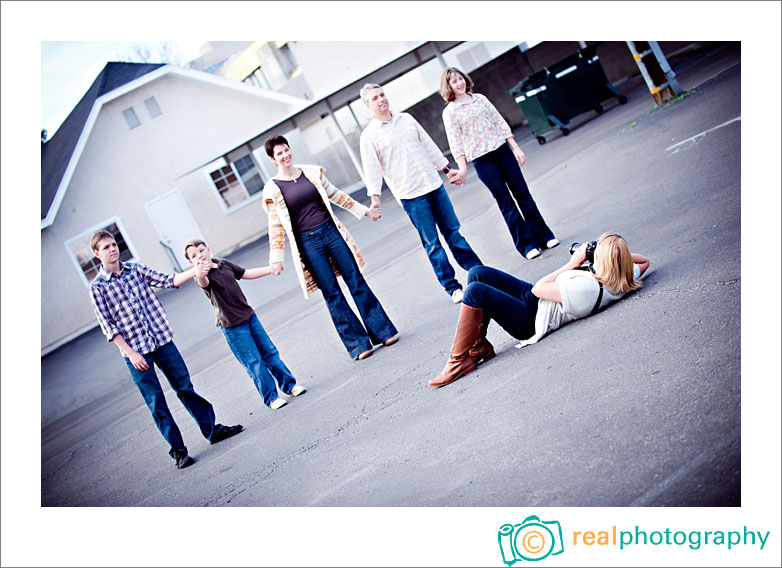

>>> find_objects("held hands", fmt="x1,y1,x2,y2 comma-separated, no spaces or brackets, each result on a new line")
367,204,382,222
270,262,284,276
195,259,211,278
447,169,464,185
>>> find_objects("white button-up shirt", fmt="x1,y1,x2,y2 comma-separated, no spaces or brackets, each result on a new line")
359,112,449,202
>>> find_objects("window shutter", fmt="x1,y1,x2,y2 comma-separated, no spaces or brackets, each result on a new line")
122,107,141,129
144,97,162,118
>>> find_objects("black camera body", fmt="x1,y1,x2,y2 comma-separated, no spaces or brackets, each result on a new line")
569,240,598,264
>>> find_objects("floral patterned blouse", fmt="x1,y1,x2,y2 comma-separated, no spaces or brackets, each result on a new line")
442,93,513,162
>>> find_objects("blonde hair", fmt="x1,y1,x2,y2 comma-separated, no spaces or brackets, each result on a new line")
593,232,641,293
439,67,473,103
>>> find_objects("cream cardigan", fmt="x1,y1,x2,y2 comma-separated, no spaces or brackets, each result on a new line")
262,164,369,298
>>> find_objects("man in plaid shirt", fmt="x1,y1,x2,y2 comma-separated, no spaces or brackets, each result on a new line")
89,230,243,469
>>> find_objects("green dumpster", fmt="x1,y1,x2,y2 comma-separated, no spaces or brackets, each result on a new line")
509,43,628,145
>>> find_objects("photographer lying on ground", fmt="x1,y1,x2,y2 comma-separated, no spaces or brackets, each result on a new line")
429,232,650,387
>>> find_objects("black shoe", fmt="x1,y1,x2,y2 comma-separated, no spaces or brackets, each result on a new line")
210,424,244,445
175,454,195,469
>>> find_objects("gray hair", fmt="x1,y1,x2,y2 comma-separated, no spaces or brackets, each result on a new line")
360,83,382,104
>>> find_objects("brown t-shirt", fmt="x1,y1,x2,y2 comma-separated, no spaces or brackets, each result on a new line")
200,259,255,328
275,172,331,232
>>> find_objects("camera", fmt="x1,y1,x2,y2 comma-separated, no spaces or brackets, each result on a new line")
570,240,598,264
498,515,564,564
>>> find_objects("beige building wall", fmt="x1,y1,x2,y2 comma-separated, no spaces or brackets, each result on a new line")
41,72,300,354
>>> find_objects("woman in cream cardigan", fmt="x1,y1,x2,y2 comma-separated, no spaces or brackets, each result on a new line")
262,135,398,361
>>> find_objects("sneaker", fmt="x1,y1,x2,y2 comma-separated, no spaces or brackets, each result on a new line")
545,238,560,249
175,454,195,469
209,424,244,444
287,385,306,397
525,248,541,260
270,397,288,410
450,288,464,303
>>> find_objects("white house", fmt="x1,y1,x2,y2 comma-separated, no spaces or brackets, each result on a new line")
41,62,307,355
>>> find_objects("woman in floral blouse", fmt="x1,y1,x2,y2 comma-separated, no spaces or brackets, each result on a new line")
441,67,558,260
262,135,398,361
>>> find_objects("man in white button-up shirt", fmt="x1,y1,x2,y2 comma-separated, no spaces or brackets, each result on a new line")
359,83,483,303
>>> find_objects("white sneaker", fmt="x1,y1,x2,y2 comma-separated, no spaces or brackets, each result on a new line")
525,248,541,260
288,385,306,397
451,288,464,303
270,398,288,410
545,238,560,249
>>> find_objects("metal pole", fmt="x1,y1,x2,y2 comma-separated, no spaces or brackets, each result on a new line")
326,100,368,188
431,41,448,68
648,41,683,96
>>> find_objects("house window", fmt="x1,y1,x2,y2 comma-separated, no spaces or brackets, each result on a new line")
273,43,299,78
209,155,265,209
233,155,264,195
66,219,136,285
122,107,141,129
144,96,162,118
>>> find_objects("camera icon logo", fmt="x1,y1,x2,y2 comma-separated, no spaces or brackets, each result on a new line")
498,515,564,564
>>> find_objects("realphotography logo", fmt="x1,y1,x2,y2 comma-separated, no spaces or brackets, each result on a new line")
498,515,565,564
498,515,771,564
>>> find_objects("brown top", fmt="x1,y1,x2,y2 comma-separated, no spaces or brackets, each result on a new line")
200,259,255,328
275,172,331,233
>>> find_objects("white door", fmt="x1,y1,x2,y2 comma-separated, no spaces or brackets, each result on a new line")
145,189,204,271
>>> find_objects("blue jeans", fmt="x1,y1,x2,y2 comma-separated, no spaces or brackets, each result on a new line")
472,143,556,256
222,313,297,407
297,221,397,359
462,265,538,340
400,185,483,294
124,340,220,459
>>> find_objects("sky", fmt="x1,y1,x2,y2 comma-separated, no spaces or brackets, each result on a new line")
41,40,205,136
3,1,781,567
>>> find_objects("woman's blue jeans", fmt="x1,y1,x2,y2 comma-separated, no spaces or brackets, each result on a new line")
472,143,556,257
462,265,538,340
124,340,218,459
297,221,397,358
400,185,482,294
221,313,297,407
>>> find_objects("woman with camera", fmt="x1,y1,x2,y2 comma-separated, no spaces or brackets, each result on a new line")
429,233,650,387
440,66,558,261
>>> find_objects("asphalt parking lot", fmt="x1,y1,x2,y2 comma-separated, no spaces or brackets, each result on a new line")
40,43,746,511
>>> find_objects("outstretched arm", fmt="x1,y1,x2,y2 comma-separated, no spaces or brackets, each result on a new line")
320,169,370,220
172,266,198,288
242,266,274,279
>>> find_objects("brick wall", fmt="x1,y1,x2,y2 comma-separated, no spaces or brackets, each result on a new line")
404,40,714,156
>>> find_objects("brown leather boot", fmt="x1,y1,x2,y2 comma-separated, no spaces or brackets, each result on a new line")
429,304,486,388
468,313,495,364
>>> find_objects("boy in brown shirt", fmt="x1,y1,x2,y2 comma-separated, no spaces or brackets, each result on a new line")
184,239,305,410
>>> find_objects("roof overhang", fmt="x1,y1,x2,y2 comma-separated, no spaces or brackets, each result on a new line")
177,41,465,179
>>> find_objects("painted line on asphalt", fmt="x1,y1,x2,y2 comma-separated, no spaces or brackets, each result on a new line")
666,116,741,153
629,425,741,506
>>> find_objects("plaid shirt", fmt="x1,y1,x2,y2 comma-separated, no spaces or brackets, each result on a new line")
89,262,177,356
